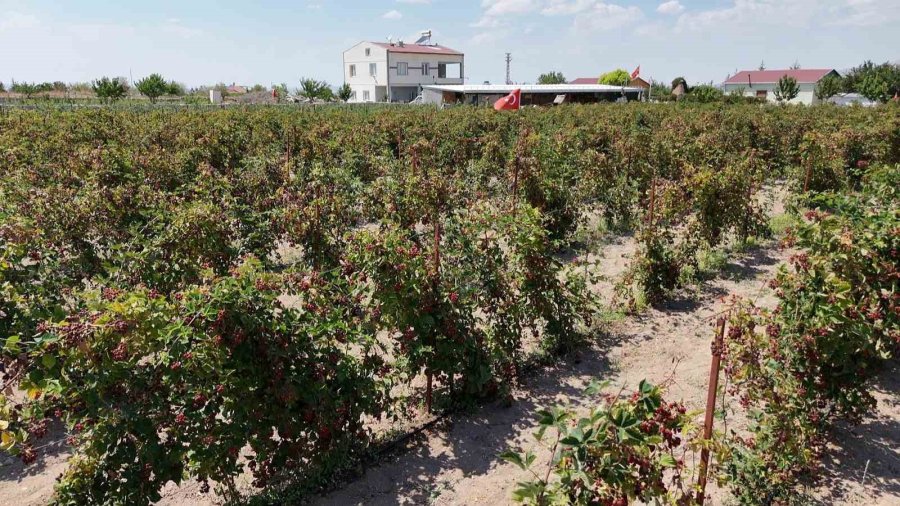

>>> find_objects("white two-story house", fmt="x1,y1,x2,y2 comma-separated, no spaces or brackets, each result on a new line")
342,40,464,103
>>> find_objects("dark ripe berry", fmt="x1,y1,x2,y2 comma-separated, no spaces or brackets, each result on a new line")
54,409,63,419
111,341,128,361
175,413,187,425
182,351,193,360
318,426,332,442
170,361,182,371
20,446,36,465
215,384,225,394
74,422,84,432
449,292,459,304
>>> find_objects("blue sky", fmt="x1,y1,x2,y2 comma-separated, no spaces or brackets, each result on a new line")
1,0,898,88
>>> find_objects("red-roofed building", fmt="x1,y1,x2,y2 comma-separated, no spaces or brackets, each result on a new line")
342,39,464,103
722,68,839,105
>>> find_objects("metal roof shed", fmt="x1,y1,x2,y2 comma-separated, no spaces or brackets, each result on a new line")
421,84,644,106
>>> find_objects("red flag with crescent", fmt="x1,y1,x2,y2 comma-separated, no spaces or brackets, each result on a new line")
494,89,521,111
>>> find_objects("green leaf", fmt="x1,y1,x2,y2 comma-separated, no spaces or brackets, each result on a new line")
5,335,21,352
41,354,57,369
659,454,678,468
500,451,527,470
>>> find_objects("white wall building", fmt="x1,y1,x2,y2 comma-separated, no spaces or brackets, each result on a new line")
721,69,840,105
342,40,464,103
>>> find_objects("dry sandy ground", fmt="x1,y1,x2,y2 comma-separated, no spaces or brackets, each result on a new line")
2,219,897,505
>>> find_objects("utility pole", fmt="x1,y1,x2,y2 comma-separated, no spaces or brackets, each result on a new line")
505,53,512,85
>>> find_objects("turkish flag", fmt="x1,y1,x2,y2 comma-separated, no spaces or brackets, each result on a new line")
494,89,521,111
631,66,640,79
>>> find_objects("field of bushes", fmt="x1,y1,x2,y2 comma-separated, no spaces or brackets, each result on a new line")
0,103,897,505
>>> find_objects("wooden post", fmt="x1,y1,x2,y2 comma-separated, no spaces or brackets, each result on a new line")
697,317,727,505
803,163,812,193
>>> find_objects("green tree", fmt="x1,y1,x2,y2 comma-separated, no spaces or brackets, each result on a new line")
319,86,335,102
91,77,129,103
814,74,842,101
684,84,723,103
649,79,671,99
166,81,185,96
537,71,567,84
774,75,800,103
599,69,630,86
0,81,5,93
249,84,266,93
842,60,875,93
11,81,39,98
299,77,329,100
337,83,353,102
136,73,170,103
857,63,900,103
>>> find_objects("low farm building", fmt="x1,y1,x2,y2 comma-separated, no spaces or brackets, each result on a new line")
421,83,644,106
722,69,840,105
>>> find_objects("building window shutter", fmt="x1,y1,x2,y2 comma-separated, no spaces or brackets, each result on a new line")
369,63,377,77
398,62,408,76
349,65,356,77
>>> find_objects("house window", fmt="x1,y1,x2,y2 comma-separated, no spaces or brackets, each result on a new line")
363,90,370,101
365,48,371,57
349,64,356,78
423,64,430,76
350,91,357,101
397,62,408,76
369,63,377,77
756,90,768,98
438,63,446,79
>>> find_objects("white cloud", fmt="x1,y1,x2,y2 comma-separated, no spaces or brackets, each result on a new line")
572,2,643,31
382,10,403,20
656,1,684,15
482,0,540,17
541,0,596,15
0,11,39,31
